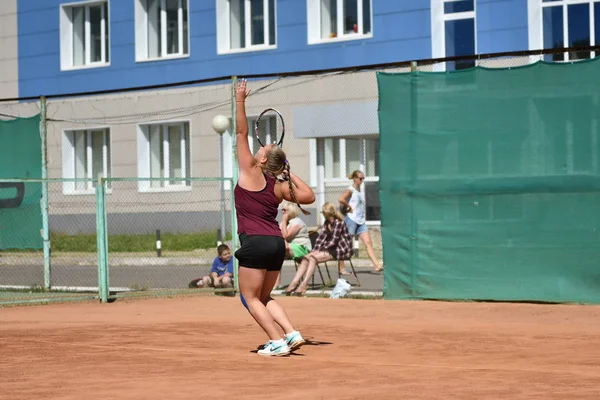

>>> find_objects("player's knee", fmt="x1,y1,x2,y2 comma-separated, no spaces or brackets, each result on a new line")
202,276,212,287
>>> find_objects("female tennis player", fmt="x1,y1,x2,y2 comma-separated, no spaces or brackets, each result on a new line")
234,79,315,356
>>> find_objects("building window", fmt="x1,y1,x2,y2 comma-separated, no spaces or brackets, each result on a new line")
307,0,372,43
539,0,600,61
431,0,476,71
135,0,189,61
63,128,111,194
216,0,276,53
364,137,379,177
321,137,380,221
137,122,191,190
323,137,378,178
60,1,110,70
324,138,341,179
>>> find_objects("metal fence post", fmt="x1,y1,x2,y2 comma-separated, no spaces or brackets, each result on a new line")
219,131,227,244
409,61,418,298
231,76,239,292
40,96,51,289
95,176,109,303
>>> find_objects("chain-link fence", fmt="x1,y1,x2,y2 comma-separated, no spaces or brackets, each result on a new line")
0,179,99,305
1,47,597,304
0,177,233,305
103,178,234,300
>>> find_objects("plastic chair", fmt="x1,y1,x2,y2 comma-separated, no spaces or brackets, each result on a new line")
327,257,361,287
300,230,361,287
293,231,327,287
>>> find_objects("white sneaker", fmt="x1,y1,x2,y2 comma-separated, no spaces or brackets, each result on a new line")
285,331,306,351
257,340,290,357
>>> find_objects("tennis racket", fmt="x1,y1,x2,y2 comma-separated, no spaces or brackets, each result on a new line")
254,108,285,147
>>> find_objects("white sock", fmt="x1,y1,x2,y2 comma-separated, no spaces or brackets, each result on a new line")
285,331,298,338
273,338,286,345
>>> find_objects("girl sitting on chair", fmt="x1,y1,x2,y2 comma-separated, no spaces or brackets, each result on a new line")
285,202,352,296
281,202,312,261
273,202,312,290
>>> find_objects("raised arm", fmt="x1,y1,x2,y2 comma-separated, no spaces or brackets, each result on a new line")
235,79,255,171
281,221,302,241
280,171,315,205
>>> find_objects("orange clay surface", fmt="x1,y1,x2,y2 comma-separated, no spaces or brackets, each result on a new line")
1,296,600,400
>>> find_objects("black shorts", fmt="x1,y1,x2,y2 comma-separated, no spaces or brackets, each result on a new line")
234,233,286,271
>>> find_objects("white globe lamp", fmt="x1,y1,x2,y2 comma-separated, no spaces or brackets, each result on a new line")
212,114,230,246
212,114,230,135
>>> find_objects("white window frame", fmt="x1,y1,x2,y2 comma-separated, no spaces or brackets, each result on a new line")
309,138,317,187
431,0,477,71
307,0,373,44
318,136,380,224
216,0,277,54
60,0,110,71
135,0,190,62
62,127,111,195
322,137,375,183
136,120,192,192
528,0,600,61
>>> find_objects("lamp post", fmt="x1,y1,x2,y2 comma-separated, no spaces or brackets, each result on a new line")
212,114,230,245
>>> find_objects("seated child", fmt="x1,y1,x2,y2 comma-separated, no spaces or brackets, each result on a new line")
189,244,233,289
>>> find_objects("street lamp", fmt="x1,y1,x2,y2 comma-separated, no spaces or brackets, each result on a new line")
212,114,230,245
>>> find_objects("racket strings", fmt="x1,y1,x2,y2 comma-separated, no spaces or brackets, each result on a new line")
255,108,285,147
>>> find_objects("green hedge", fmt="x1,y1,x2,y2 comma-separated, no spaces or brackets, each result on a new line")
49,231,231,252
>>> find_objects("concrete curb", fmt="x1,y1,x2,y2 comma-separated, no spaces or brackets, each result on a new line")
0,256,382,268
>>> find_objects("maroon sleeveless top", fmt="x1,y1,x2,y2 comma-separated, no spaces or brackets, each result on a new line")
234,173,282,237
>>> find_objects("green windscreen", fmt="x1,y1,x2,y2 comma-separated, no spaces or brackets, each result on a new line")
0,115,42,249
377,59,600,303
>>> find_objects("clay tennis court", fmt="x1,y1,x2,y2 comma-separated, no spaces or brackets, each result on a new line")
2,296,599,399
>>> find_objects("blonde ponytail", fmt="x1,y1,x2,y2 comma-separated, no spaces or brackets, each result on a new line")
348,170,362,180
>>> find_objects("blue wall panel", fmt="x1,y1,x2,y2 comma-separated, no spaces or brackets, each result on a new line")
477,0,528,54
17,0,530,98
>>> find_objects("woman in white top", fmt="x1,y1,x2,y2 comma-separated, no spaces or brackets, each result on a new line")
274,202,313,290
338,170,383,273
